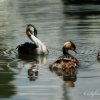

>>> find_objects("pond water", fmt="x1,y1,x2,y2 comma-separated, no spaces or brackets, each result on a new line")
0,0,100,100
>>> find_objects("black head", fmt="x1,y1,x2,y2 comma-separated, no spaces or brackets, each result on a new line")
26,24,37,37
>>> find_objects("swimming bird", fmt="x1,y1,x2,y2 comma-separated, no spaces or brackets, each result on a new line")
49,41,79,72
17,24,48,56
97,51,100,60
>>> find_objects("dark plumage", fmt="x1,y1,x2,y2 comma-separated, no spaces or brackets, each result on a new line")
17,42,38,55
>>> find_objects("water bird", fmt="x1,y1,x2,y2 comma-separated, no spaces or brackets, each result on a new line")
49,41,80,71
97,51,100,60
17,24,48,56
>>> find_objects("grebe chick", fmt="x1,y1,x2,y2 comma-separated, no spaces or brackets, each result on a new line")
97,51,100,60
49,41,80,71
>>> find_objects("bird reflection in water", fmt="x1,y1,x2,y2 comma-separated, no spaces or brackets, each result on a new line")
18,55,48,81
50,64,78,87
28,65,38,81
63,67,77,87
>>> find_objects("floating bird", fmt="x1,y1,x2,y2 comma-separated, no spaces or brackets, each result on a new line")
17,24,48,56
97,51,100,60
49,41,79,72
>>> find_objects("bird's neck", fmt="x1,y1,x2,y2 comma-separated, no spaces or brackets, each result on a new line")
30,35,47,53
62,46,70,55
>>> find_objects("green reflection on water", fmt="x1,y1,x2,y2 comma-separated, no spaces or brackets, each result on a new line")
0,25,17,98
0,51,17,98
0,72,16,98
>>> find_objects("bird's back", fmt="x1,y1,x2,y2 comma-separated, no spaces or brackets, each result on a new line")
17,42,38,55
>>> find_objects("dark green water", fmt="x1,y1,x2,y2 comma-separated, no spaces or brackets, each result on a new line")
0,0,100,100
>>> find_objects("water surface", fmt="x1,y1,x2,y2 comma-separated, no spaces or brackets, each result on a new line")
0,0,100,100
